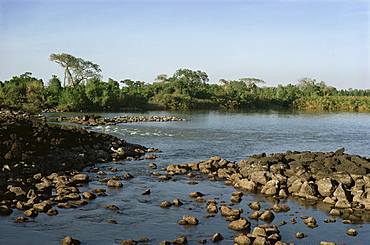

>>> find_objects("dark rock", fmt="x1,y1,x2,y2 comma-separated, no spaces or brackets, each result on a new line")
189,191,204,198
346,228,358,236
141,189,150,195
46,208,59,216
159,201,172,208
206,203,218,213
119,239,138,245
57,203,77,209
234,234,251,245
227,217,251,231
171,236,188,244
103,204,119,210
272,204,290,212
107,179,123,187
33,202,52,212
248,210,264,220
259,211,275,222
220,205,242,217
14,217,30,223
234,179,257,192
172,199,183,206
23,208,38,217
61,236,81,245
295,232,307,239
210,233,224,242
82,192,97,199
247,201,261,210
317,178,337,197
179,215,199,225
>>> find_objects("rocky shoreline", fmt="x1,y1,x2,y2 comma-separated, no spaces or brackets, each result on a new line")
0,111,155,216
53,114,188,126
166,151,370,217
1,110,370,244
113,149,370,245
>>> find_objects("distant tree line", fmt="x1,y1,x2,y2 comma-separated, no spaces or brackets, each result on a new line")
0,53,369,113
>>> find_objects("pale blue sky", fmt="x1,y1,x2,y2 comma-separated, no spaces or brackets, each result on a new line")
0,0,369,89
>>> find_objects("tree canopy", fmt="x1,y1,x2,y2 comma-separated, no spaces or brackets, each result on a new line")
50,53,102,87
0,54,369,113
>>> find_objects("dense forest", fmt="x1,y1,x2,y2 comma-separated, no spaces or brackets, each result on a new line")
1,53,369,113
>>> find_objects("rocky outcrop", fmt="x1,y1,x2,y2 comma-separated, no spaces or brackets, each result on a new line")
56,114,188,126
0,112,151,217
0,113,149,179
166,149,370,218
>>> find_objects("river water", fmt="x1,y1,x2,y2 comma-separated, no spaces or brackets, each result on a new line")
1,109,370,244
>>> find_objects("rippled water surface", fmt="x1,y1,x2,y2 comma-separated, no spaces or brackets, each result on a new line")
1,109,370,244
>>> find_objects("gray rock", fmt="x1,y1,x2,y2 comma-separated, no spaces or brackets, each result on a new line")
210,233,224,242
234,179,257,192
259,211,275,222
317,178,337,197
248,201,261,210
33,202,52,212
72,173,89,183
206,203,218,213
227,217,251,231
107,179,123,187
159,201,172,208
297,181,318,199
252,226,267,237
220,205,242,217
346,228,358,236
248,210,264,220
82,192,97,199
171,236,188,244
181,215,199,225
23,208,38,217
261,180,280,195
61,236,81,245
234,234,251,245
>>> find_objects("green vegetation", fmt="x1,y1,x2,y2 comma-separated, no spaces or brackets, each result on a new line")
0,54,369,113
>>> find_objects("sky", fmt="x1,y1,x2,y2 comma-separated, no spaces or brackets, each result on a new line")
0,0,369,89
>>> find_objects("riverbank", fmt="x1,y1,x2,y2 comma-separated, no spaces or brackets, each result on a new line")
0,111,155,215
166,151,370,218
1,110,370,244
52,114,188,126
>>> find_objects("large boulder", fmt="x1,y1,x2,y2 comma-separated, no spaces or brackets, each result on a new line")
261,180,280,195
317,178,337,197
297,181,318,199
228,217,251,231
234,179,257,192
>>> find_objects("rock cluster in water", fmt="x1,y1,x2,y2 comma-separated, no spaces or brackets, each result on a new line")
55,114,188,126
1,109,368,244
166,150,370,218
0,111,153,217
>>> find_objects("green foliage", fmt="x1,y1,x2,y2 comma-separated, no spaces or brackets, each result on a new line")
292,96,370,111
0,72,46,113
50,53,102,87
2,64,369,113
45,75,62,107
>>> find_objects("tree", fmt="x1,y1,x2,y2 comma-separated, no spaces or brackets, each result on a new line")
45,75,62,107
169,68,209,97
0,72,45,112
297,77,322,96
50,53,102,87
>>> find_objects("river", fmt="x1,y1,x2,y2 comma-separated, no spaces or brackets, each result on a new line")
1,109,369,244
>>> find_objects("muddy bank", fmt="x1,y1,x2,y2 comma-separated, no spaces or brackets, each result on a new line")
166,150,370,220
53,114,188,126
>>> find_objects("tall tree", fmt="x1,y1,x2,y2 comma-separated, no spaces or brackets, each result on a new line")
50,53,102,87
